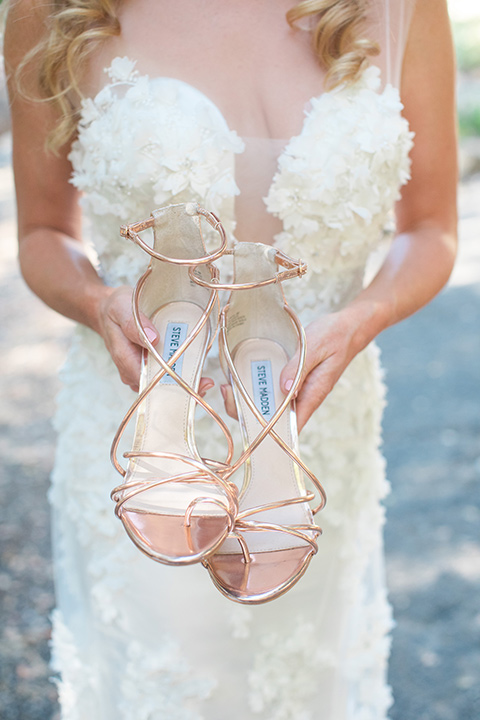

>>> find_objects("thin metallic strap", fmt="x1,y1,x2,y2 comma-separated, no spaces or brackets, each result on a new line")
111,452,238,520
220,302,326,516
212,246,327,559
188,248,307,290
235,521,320,551
120,202,228,265
110,266,234,478
110,203,238,537
222,521,320,566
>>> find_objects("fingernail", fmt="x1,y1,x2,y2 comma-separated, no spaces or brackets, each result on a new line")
144,327,157,344
220,384,227,399
284,379,294,392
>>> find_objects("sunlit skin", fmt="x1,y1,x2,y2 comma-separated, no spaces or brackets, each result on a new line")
5,0,457,432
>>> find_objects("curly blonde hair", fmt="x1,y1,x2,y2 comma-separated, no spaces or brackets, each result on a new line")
287,1,379,87
13,0,122,150
13,0,378,151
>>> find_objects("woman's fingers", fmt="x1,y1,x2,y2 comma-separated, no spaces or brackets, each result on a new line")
100,288,220,396
98,287,154,390
105,287,158,349
105,322,144,391
280,322,329,396
280,348,304,395
127,309,159,349
294,360,338,431
279,312,358,429
199,377,215,397
220,384,238,420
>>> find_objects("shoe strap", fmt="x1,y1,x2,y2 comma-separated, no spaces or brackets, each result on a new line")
220,301,327,518
120,202,228,265
110,266,235,481
188,247,307,290
111,452,239,525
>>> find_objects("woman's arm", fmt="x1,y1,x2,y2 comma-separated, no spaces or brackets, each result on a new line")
5,0,160,391
278,0,458,430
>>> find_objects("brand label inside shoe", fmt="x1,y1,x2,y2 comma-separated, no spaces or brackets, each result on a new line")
251,360,276,421
160,323,188,385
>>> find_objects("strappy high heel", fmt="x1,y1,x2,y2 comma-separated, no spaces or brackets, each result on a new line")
110,203,238,565
193,242,327,603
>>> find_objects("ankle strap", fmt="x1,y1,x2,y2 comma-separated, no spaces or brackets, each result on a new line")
120,202,228,265
189,247,307,290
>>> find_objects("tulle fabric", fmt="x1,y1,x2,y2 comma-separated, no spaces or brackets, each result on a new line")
50,2,416,718
370,0,416,88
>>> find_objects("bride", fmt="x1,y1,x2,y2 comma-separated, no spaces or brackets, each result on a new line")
4,0,457,718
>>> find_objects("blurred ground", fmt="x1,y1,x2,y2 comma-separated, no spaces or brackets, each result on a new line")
381,178,480,720
0,126,479,720
0,133,69,720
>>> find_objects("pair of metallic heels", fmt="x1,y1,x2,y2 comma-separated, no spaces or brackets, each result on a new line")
110,202,327,605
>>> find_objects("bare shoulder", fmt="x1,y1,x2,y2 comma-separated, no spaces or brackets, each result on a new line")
5,0,51,27
402,0,454,76
397,0,457,236
4,0,52,76
401,0,455,125
5,0,82,240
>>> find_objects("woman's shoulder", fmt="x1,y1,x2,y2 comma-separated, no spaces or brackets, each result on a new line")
4,0,51,73
4,0,51,30
5,0,50,18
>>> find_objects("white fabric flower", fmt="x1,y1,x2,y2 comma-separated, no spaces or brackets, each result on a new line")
69,66,244,280
106,56,138,82
265,65,414,276
120,640,215,720
50,611,100,720
248,618,336,719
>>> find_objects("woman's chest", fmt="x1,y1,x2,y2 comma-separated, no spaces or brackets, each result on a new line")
70,61,414,277
84,0,324,140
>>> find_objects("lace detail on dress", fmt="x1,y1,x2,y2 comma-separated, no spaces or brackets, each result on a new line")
265,66,414,316
119,641,216,720
49,328,133,546
69,58,244,286
266,66,414,274
50,610,100,720
345,591,395,720
50,610,216,720
226,606,254,640
69,60,413,296
248,618,336,719
298,342,389,533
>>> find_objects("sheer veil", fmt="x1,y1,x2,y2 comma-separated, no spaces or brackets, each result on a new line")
368,0,416,89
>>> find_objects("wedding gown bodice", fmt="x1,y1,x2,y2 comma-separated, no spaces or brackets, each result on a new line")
69,57,413,321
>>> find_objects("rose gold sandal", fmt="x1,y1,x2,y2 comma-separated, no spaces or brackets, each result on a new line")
192,242,327,603
110,203,238,565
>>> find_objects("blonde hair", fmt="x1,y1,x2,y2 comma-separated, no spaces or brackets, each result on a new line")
287,1,379,88
14,0,378,152
14,0,121,151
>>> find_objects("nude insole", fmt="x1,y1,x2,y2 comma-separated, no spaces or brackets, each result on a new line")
225,337,313,552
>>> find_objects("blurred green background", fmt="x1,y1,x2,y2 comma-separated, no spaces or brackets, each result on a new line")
449,1,480,144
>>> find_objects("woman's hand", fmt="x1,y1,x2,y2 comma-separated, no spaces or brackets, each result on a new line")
279,310,361,431
97,286,214,395
97,286,157,392
220,304,378,433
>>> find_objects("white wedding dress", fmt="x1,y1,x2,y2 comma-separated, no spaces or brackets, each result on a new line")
48,2,416,718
